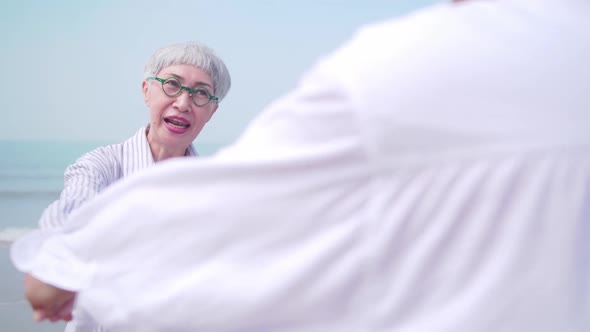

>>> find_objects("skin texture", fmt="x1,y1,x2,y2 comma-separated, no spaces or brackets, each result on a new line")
25,274,75,322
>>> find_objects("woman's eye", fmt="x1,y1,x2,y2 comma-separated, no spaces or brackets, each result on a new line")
164,79,181,88
195,89,209,97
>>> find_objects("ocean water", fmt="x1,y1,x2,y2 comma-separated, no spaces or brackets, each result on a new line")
0,140,222,243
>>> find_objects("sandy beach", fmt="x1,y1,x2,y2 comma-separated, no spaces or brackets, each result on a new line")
1,244,66,332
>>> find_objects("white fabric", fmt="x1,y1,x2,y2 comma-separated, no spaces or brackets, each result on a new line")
37,126,196,332
12,0,590,331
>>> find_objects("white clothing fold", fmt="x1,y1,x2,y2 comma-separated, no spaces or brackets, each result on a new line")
12,1,590,331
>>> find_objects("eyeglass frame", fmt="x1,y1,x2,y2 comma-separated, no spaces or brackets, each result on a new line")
146,76,219,107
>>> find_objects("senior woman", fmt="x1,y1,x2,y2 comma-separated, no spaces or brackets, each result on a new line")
37,41,231,331
40,42,231,230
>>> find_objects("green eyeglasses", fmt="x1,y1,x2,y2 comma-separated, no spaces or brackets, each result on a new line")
146,76,219,107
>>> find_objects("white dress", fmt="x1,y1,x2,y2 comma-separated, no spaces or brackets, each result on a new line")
12,0,590,331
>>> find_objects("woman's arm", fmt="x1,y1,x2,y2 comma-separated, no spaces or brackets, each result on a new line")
39,147,119,230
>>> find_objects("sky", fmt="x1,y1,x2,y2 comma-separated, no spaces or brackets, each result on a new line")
0,0,443,145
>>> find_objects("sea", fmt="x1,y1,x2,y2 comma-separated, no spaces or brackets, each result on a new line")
0,139,222,244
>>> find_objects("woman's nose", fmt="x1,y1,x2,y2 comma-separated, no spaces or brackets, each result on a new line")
174,90,193,112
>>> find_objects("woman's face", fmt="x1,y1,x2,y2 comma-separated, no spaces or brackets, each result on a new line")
142,64,218,152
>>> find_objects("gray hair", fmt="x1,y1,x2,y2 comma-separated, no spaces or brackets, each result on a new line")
143,42,231,102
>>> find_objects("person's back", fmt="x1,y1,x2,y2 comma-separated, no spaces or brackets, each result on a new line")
336,0,589,330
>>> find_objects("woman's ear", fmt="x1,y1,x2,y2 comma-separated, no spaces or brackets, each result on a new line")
142,81,150,106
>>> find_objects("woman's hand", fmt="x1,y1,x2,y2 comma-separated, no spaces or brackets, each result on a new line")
24,274,76,322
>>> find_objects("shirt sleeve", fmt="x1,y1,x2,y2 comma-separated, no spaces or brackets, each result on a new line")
12,56,372,331
38,148,118,230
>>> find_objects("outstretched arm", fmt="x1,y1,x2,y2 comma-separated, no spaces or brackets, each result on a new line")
39,148,117,230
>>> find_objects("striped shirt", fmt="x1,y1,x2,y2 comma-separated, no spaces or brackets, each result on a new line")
39,126,197,230
43,126,196,332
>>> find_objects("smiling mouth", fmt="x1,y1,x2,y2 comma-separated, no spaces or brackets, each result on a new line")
164,118,190,129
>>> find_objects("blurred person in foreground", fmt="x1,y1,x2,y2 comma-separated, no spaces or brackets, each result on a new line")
12,0,590,331
35,41,231,332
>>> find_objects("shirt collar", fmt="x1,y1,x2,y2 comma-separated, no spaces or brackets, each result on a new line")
122,125,197,177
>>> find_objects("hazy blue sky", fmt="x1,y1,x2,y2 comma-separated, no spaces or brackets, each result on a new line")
1,0,442,144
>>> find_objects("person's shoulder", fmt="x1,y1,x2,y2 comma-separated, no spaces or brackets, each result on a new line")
104,126,147,154
71,144,120,169
348,2,485,51
71,129,142,169
320,0,518,79
311,4,453,72
361,2,452,32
